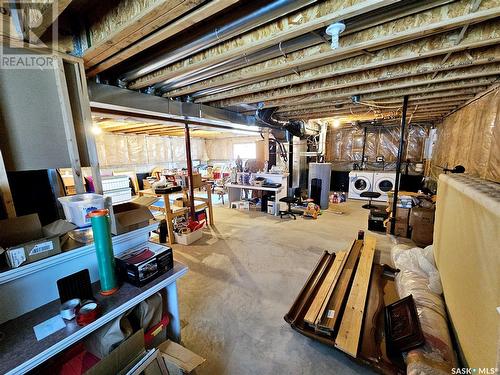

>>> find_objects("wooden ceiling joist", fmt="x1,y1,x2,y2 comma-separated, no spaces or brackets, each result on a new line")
168,19,499,100
166,1,500,99
280,99,469,118
277,94,477,116
31,0,73,38
255,68,500,109
297,104,460,118
83,0,203,68
86,0,240,76
189,22,499,103
208,46,500,107
128,0,400,89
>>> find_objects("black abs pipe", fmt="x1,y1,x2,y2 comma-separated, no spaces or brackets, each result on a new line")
391,95,409,235
360,127,367,169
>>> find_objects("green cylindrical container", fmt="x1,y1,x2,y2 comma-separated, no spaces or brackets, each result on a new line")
89,209,119,296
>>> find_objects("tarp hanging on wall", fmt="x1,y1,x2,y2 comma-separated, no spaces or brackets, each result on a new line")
432,88,499,183
95,133,207,168
326,125,427,163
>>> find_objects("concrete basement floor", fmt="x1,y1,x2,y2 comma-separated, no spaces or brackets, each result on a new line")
169,200,412,375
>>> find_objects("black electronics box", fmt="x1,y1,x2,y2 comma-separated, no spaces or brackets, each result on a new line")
154,186,182,194
368,206,388,233
115,243,173,287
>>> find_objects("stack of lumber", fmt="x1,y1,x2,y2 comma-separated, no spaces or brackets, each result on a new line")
284,234,404,374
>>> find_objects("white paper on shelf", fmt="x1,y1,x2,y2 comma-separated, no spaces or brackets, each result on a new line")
33,315,66,341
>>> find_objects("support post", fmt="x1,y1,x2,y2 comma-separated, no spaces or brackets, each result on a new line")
360,127,367,169
54,57,85,194
287,131,293,193
184,124,196,221
391,95,409,235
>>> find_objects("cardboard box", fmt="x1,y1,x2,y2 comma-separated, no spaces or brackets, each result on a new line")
395,207,411,220
0,214,75,268
409,207,435,226
109,196,158,235
115,242,173,287
192,173,202,189
411,223,434,247
386,218,409,238
85,330,145,375
158,340,205,375
174,197,185,208
410,207,435,246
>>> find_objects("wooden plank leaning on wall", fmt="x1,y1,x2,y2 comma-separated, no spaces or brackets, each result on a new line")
0,150,16,218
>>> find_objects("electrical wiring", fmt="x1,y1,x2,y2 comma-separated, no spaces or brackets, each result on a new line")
358,101,402,109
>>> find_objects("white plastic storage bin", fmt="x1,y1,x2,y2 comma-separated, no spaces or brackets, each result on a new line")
101,176,130,192
58,193,105,227
174,228,203,245
104,188,132,205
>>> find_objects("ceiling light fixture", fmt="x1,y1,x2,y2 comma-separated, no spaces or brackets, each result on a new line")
325,22,345,49
91,125,102,135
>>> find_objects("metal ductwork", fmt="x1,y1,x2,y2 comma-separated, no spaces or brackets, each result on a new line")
119,0,317,84
88,82,260,132
256,107,305,138
156,33,325,95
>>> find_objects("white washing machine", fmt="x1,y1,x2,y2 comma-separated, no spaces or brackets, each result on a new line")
372,172,397,202
348,171,374,200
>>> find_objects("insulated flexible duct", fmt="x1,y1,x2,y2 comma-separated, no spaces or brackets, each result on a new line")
155,33,324,95
119,0,317,84
256,107,305,138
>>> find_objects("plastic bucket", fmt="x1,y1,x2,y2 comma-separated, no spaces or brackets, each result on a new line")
58,193,105,227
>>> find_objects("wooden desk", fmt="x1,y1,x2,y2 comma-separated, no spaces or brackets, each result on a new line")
226,183,284,216
138,186,214,245
0,261,188,375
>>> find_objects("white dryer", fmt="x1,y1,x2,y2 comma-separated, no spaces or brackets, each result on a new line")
348,171,374,200
372,172,397,202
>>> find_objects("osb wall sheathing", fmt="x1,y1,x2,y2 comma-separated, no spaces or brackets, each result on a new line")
432,88,500,183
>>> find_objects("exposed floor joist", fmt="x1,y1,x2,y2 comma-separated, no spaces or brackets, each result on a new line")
85,0,240,76
128,0,400,89
83,0,204,68
278,96,476,117
208,47,500,107
189,2,500,103
168,20,499,100
275,89,484,113
281,100,467,119
255,69,500,109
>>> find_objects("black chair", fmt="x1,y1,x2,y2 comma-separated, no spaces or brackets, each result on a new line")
360,191,381,209
279,196,299,219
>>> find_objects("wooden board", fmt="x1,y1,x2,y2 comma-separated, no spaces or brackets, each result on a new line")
129,0,398,89
316,240,363,333
86,0,240,76
0,150,16,218
303,251,346,325
335,235,376,357
314,248,352,326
